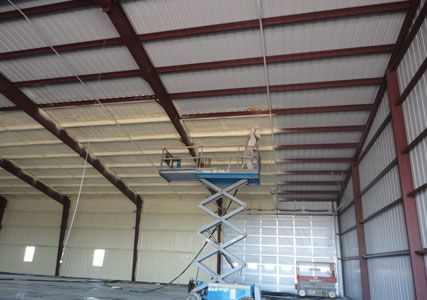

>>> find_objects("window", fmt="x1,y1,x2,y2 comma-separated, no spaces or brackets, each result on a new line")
23,246,35,262
92,249,105,267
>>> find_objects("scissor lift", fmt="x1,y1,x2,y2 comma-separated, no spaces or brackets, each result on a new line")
159,146,261,299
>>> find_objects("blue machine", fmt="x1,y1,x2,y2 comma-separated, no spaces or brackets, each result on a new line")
159,147,262,300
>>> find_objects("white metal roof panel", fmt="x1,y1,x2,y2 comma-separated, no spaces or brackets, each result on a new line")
280,163,350,171
162,55,386,94
0,94,15,108
277,111,369,128
278,149,356,159
0,111,40,130
173,86,378,115
45,101,169,128
123,0,257,34
0,46,138,82
0,7,118,53
145,13,403,67
0,1,68,12
64,122,178,141
22,77,154,105
124,0,404,34
277,132,362,144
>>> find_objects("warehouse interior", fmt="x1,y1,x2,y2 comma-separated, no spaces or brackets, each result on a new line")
0,0,426,299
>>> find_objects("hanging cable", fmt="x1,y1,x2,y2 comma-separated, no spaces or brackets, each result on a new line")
256,0,280,212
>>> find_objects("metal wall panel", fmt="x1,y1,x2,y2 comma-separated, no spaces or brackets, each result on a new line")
364,204,408,254
340,205,356,232
60,196,135,280
359,123,396,190
341,176,354,207
136,197,216,284
408,116,427,191
367,256,415,300
416,189,427,249
342,259,362,300
341,229,359,258
361,166,401,218
0,197,61,275
402,71,427,143
362,92,390,151
397,14,427,92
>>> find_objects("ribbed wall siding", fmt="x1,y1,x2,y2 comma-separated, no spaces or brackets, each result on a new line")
60,196,135,280
341,229,359,258
361,166,401,218
340,176,353,207
364,204,409,254
0,196,62,275
397,13,427,93
367,256,415,300
416,190,427,249
342,259,362,300
339,205,356,232
362,92,390,151
409,138,427,189
359,123,396,190
136,197,215,284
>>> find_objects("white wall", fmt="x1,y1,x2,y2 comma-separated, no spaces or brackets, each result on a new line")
0,194,62,275
60,194,135,280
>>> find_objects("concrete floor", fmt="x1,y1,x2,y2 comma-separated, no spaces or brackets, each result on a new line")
0,274,187,299
0,274,344,299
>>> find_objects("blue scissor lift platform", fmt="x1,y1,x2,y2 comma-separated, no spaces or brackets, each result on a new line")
159,146,262,300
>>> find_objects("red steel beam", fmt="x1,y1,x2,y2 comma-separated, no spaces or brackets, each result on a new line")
181,104,373,120
386,69,427,300
171,78,382,99
0,0,93,20
14,45,393,88
0,2,408,60
0,196,7,232
0,158,68,205
280,125,365,134
0,38,123,60
276,143,357,150
0,73,140,205
95,0,196,158
279,158,354,164
351,164,371,300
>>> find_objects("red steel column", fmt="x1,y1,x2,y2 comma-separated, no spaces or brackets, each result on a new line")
351,164,371,300
55,198,70,276
0,196,7,232
386,69,427,300
132,196,143,282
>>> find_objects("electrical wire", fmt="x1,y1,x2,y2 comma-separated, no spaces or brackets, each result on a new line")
255,0,280,212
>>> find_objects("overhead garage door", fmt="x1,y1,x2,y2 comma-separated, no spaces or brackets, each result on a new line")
223,215,338,293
